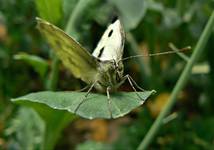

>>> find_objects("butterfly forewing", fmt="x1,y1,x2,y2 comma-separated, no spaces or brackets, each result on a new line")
36,18,98,84
92,19,125,62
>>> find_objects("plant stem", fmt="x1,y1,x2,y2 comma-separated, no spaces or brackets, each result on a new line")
176,0,187,16
168,43,189,62
137,11,214,150
46,55,59,90
65,0,93,35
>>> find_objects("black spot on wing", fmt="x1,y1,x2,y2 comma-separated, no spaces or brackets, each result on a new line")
98,47,104,58
108,29,113,37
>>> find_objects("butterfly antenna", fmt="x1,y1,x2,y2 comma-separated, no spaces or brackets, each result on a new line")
121,46,191,62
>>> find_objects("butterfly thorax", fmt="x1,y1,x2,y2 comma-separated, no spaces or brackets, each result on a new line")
94,60,124,92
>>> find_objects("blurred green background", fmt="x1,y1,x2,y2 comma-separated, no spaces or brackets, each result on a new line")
0,0,214,149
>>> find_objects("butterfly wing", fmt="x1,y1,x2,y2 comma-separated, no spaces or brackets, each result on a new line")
92,19,125,62
36,17,98,84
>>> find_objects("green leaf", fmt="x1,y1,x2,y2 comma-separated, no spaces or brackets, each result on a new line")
76,140,111,150
109,0,147,30
11,92,75,150
162,8,182,28
12,90,155,119
63,0,78,20
5,107,45,150
35,0,62,24
146,0,163,12
64,0,96,38
14,53,48,78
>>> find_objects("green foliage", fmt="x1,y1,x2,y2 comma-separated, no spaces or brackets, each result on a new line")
138,11,214,150
109,0,147,30
5,107,45,150
14,53,48,78
0,0,214,149
76,140,110,150
112,109,153,150
35,0,62,24
12,91,155,119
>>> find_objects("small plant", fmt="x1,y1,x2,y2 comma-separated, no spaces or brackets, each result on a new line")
11,0,155,149
3,0,213,150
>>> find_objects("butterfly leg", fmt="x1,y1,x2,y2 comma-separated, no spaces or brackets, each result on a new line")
116,74,145,91
126,75,144,100
116,75,144,100
126,74,145,91
75,85,90,92
106,86,113,118
74,81,97,113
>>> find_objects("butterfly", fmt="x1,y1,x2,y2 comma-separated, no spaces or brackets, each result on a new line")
36,17,147,117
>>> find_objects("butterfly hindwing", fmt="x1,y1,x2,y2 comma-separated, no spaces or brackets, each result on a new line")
36,17,98,84
92,19,125,62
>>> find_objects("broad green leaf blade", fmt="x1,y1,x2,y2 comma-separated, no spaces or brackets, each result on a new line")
12,91,155,119
35,0,62,24
5,107,45,150
14,53,48,78
109,0,147,30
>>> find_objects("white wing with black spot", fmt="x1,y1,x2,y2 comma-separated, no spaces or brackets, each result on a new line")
92,19,125,62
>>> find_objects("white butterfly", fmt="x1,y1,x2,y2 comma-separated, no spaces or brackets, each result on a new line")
36,17,144,117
